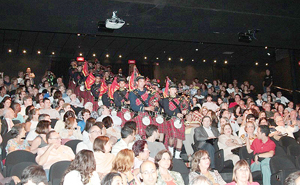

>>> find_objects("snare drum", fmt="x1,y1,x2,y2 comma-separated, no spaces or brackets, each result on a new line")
111,109,117,116
155,114,164,124
124,111,132,121
79,85,85,91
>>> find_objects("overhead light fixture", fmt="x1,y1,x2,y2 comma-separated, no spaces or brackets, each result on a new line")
192,59,194,62
144,56,147,60
52,52,55,55
195,49,198,51
265,46,268,49
266,63,269,66
203,59,206,62
93,53,96,57
8,49,12,53
180,58,183,62
168,57,172,61
105,11,125,29
106,54,109,58
23,50,27,54
214,60,217,63
255,62,258,66
119,55,122,58
267,52,271,56
224,60,228,64
77,34,80,36
156,57,159,60
37,51,41,54
79,53,83,56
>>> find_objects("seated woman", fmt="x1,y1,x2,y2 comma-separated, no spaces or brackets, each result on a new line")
62,150,100,185
132,140,153,174
189,150,226,185
226,159,259,185
30,120,51,154
240,122,257,145
111,149,138,185
82,117,97,143
93,136,115,179
155,150,184,184
218,123,243,165
103,116,121,140
218,117,230,133
0,97,11,116
59,117,83,142
54,110,76,133
101,172,123,185
6,124,30,154
194,116,220,169
25,108,39,133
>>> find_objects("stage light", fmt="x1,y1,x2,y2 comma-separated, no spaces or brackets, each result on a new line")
255,62,258,66
156,57,159,60
267,53,271,56
214,60,217,63
266,63,269,66
168,57,171,61
265,46,268,49
195,49,198,51
8,49,12,53
79,53,83,56
119,55,122,58
203,59,206,62
192,59,194,62
144,56,147,60
93,53,96,57
52,52,55,55
224,60,228,64
180,58,183,62
37,51,41,54
106,54,109,58
77,34,80,36
23,50,27,54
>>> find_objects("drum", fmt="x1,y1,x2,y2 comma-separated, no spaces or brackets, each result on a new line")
155,114,164,124
142,115,151,126
174,118,182,129
124,111,132,121
111,109,117,116
79,85,85,91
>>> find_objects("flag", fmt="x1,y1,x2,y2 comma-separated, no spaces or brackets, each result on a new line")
129,65,139,91
85,73,95,91
163,77,171,98
82,61,89,77
99,77,108,98
109,77,119,99
145,77,151,90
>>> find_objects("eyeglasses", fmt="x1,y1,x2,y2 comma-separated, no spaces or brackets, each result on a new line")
142,169,156,175
50,137,61,140
90,130,102,134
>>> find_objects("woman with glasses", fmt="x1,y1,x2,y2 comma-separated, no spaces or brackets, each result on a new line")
155,150,184,185
226,159,259,185
132,140,153,175
189,150,226,185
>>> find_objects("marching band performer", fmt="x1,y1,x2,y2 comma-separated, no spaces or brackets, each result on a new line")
129,76,155,136
161,83,190,159
101,81,114,108
113,78,132,126
91,74,102,101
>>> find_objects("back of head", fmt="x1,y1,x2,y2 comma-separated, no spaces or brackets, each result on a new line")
101,172,122,185
112,149,134,173
124,121,137,130
285,171,300,185
121,126,134,139
21,165,48,185
190,175,213,185
145,125,158,138
259,125,270,137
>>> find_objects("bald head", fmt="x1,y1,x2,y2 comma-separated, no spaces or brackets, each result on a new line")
140,161,157,185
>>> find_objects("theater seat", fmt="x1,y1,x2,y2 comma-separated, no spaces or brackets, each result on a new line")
49,160,71,185
270,156,298,185
64,139,82,154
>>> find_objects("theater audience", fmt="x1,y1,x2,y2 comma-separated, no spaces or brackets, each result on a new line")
155,150,184,185
103,116,121,140
140,161,158,185
39,98,61,120
20,165,48,185
101,172,123,185
77,109,91,132
285,171,300,185
1,108,15,135
111,126,135,155
189,150,226,185
30,120,51,154
25,108,39,132
145,125,166,158
132,140,154,174
240,121,257,144
59,117,82,141
76,125,102,153
6,123,30,154
0,96,11,116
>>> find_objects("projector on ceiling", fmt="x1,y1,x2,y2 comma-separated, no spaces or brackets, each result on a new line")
105,11,125,29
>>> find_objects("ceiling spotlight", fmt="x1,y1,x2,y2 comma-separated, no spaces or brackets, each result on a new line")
168,57,172,61
8,49,12,53
265,46,268,49
203,59,206,62
23,50,27,54
52,52,55,55
79,53,83,56
255,62,258,66
156,57,159,60
144,56,147,60
214,60,217,63
195,49,198,51
93,53,96,57
267,52,271,56
106,54,109,58
266,63,269,66
224,60,228,64
77,34,80,36
180,58,183,62
37,51,41,54
119,55,122,58
192,59,194,62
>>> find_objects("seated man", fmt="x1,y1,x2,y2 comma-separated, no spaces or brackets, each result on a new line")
1,108,16,136
96,105,122,131
111,126,135,155
274,116,298,138
246,125,275,185
145,125,165,158
39,98,61,120
76,125,101,153
140,161,158,185
194,116,219,169
36,131,75,176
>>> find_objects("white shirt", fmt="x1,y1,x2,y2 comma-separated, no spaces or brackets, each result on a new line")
76,140,93,153
63,170,100,185
229,118,240,134
255,99,263,107
202,102,219,112
275,125,298,138
226,88,235,94
276,96,290,106
96,115,122,131
111,139,133,155
203,127,215,138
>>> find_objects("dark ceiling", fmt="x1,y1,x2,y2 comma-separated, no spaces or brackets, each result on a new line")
0,0,299,65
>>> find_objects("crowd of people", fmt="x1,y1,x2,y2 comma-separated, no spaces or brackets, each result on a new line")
0,61,300,185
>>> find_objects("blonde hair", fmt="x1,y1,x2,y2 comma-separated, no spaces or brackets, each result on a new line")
191,150,210,172
232,159,252,182
244,121,255,132
112,149,134,173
